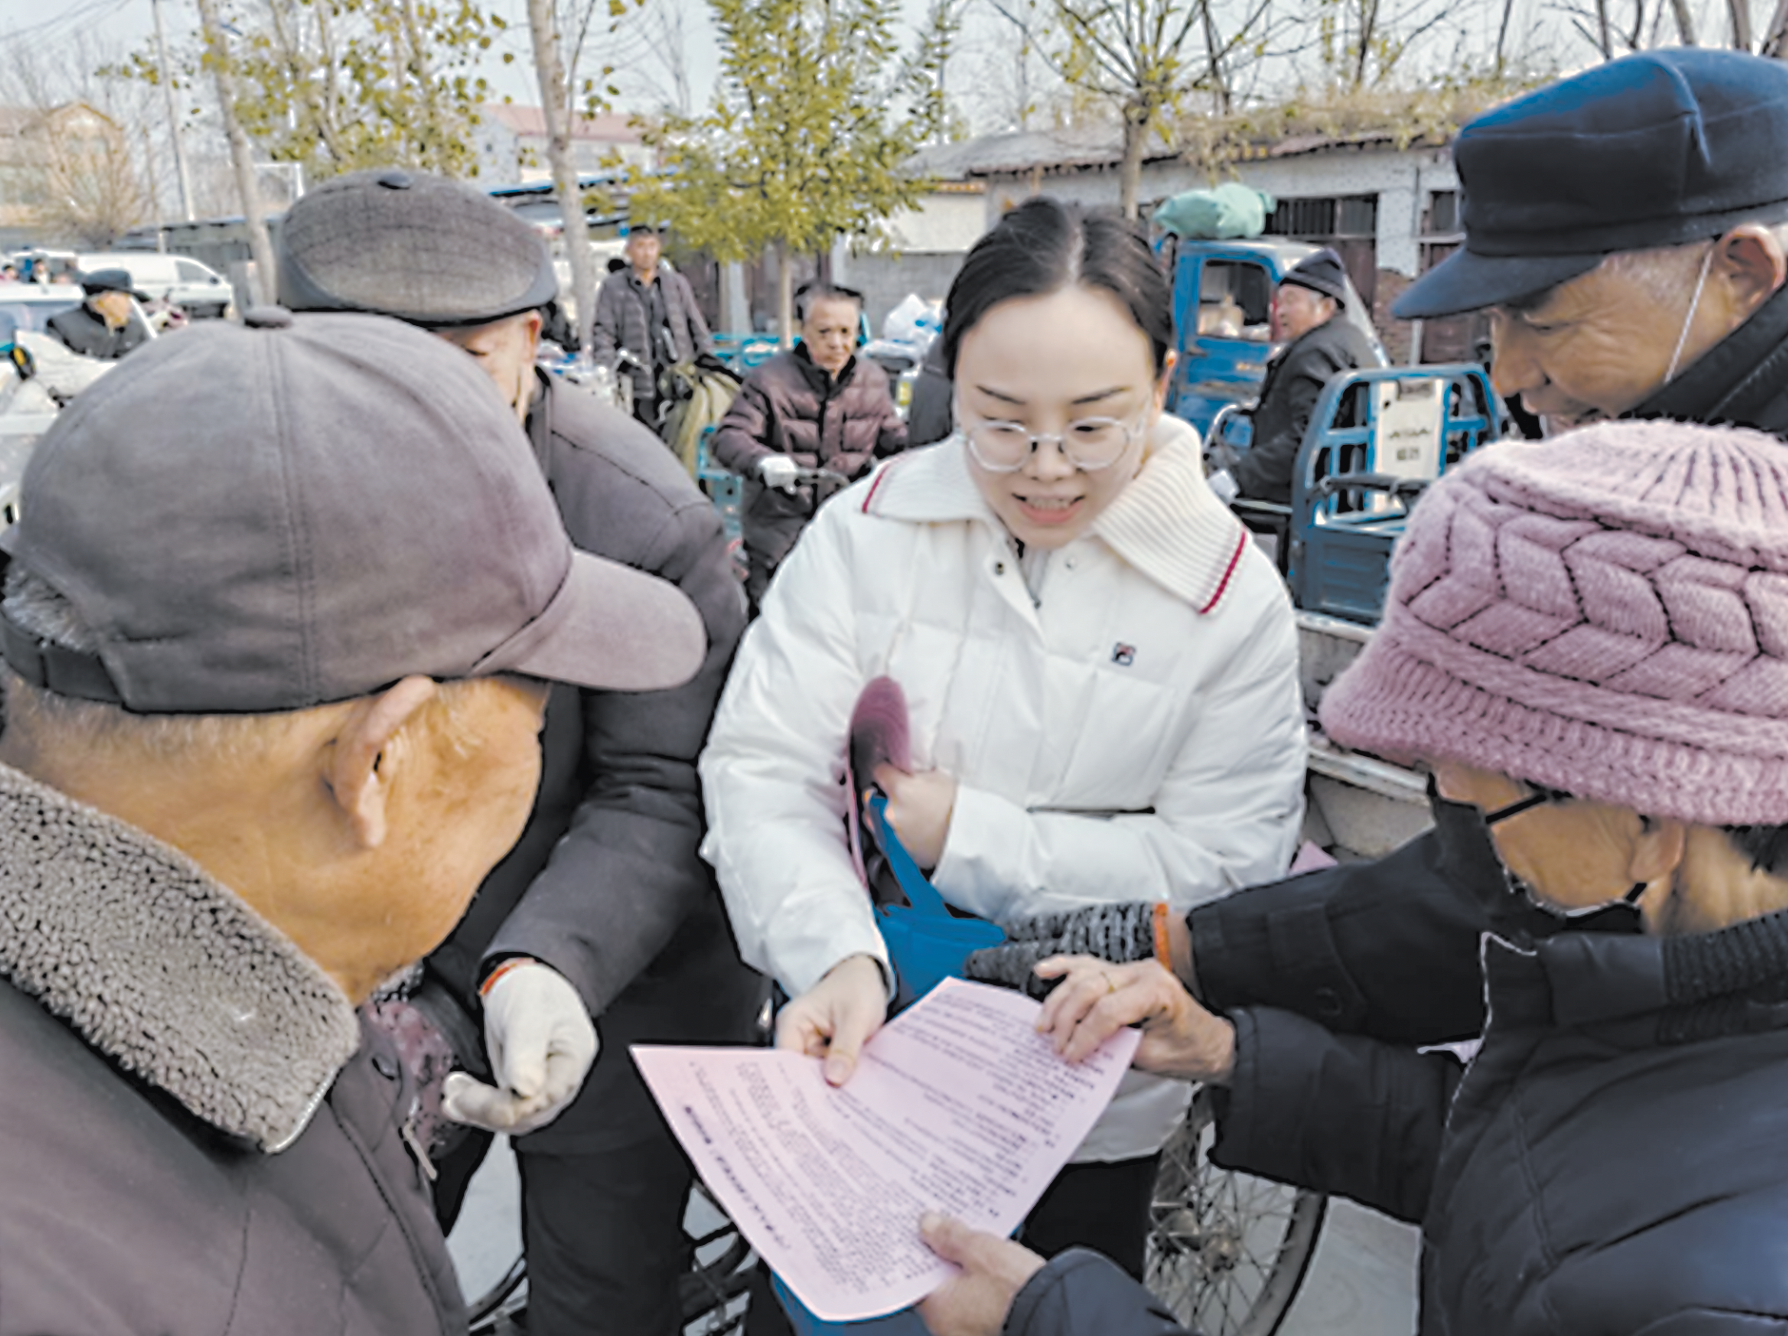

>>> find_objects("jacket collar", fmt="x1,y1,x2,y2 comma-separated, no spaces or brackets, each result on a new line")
792,342,856,395
1487,904,1788,1039
862,429,1249,613
0,763,361,1152
1632,279,1788,431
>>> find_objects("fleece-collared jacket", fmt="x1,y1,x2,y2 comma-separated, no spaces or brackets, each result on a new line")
710,345,908,600
700,427,1306,1161
0,764,464,1336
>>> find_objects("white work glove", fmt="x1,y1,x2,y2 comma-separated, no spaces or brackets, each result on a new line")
1207,468,1240,506
441,959,599,1136
757,453,801,493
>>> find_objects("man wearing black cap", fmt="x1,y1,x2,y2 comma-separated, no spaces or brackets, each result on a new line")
1397,48,1788,436
1173,47,1788,1056
1208,247,1380,507
45,268,149,361
277,168,761,1336
591,223,714,429
0,311,705,1334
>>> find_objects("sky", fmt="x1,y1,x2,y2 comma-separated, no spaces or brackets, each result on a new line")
0,0,718,114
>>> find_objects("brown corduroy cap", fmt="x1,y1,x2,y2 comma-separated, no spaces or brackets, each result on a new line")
4,309,704,713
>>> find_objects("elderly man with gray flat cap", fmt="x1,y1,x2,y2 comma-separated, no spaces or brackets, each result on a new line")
277,168,763,1336
0,309,705,1333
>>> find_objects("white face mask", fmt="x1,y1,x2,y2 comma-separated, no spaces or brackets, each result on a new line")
1663,243,1719,384
1481,790,1648,920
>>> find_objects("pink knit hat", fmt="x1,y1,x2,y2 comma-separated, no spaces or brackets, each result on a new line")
1320,420,1788,827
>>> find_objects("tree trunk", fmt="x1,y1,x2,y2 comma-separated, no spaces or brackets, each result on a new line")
1118,108,1148,221
1670,0,1698,43
526,0,599,356
1495,0,1516,71
776,240,794,350
1765,0,1788,52
151,0,195,222
1731,0,1755,46
196,0,277,304
1595,0,1614,56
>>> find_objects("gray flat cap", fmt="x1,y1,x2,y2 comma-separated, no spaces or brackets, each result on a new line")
278,168,559,327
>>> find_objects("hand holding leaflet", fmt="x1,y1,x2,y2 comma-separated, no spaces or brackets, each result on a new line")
632,978,1140,1323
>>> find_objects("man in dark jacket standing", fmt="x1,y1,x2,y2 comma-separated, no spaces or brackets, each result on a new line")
0,312,705,1335
590,224,714,429
711,281,907,612
278,171,763,1336
1208,247,1380,507
45,267,149,361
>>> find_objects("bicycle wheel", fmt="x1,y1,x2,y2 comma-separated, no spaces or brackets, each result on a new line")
466,1256,526,1336
1146,1086,1328,1336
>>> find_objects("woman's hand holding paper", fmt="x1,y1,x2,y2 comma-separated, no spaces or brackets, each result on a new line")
775,953,890,1086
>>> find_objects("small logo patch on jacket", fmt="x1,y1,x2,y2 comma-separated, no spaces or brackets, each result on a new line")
1112,643,1137,666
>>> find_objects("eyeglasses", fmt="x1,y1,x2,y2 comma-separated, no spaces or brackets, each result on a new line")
960,409,1146,474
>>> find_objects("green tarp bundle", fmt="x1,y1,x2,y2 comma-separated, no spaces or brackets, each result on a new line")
1153,183,1277,240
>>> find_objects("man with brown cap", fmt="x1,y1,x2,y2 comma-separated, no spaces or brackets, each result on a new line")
1208,247,1380,507
0,310,705,1334
277,168,762,1336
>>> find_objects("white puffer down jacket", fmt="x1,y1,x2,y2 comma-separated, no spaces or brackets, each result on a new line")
700,427,1307,1158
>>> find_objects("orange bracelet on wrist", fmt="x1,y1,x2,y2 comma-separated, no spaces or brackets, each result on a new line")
479,955,537,998
1153,901,1173,971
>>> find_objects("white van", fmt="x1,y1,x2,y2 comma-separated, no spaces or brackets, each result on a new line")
76,252,233,319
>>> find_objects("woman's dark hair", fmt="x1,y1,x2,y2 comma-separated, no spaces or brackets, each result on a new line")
941,196,1173,378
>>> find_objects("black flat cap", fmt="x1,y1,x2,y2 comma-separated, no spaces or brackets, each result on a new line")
1396,49,1788,319
1282,248,1349,306
79,269,146,300
277,169,559,327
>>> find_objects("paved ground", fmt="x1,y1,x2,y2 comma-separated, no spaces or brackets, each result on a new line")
447,1140,1420,1336
1277,1200,1419,1336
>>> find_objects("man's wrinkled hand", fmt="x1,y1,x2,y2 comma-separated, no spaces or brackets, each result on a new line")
442,960,598,1136
775,954,889,1086
1033,955,1235,1083
916,1212,1045,1336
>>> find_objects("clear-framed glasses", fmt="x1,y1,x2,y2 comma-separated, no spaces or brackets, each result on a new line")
960,409,1146,473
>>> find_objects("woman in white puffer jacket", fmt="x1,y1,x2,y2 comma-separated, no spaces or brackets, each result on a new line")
699,197,1307,1279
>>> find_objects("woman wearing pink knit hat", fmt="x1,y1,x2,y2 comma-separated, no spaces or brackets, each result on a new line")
923,420,1788,1336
